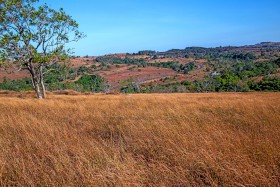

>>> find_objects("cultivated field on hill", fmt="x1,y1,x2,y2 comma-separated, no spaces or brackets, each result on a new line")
0,93,279,186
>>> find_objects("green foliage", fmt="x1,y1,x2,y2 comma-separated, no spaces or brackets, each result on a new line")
0,63,106,93
248,76,280,91
183,47,258,60
137,50,156,55
44,63,75,84
120,73,279,94
274,58,280,66
74,74,105,92
224,52,256,60
0,0,85,98
91,64,97,69
0,0,84,63
183,62,196,74
0,78,33,91
147,61,196,74
214,73,241,91
77,65,94,75
96,56,146,66
147,61,178,69
121,84,140,93
119,80,133,85
224,60,278,80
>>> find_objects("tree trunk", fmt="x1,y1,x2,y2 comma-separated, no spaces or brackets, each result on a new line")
28,62,42,99
40,79,46,99
31,74,42,99
34,81,43,99
39,65,46,99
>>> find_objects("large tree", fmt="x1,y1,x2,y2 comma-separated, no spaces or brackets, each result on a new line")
0,0,84,98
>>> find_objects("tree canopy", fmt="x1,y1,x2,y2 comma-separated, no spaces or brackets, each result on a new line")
0,0,84,98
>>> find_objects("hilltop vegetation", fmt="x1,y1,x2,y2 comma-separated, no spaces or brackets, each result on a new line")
0,93,279,186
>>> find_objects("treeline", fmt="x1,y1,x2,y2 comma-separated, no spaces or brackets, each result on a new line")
161,45,280,59
121,76,280,93
133,46,279,60
0,74,106,93
184,51,259,61
46,74,106,92
96,56,146,66
0,78,33,91
230,61,278,78
137,50,156,55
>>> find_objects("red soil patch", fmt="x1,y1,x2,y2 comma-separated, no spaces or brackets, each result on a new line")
143,62,207,86
69,57,96,68
129,55,150,59
0,69,29,83
148,58,177,63
99,66,177,87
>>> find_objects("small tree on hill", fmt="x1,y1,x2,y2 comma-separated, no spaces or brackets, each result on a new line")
0,0,85,98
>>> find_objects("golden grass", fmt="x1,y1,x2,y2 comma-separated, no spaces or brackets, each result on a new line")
0,93,279,186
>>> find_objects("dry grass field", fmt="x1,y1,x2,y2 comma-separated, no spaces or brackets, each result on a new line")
0,92,279,186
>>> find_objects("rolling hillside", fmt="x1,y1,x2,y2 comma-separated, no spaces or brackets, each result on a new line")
0,42,280,93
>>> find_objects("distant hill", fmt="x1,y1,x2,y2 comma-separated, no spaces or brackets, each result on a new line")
248,42,280,49
128,42,280,59
153,42,280,58
1,42,279,93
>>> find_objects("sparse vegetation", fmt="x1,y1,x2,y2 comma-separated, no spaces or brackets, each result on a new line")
1,43,280,93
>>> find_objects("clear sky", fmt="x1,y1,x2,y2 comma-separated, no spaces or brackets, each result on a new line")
42,0,280,56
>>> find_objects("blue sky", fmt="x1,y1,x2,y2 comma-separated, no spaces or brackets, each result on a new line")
42,0,280,56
